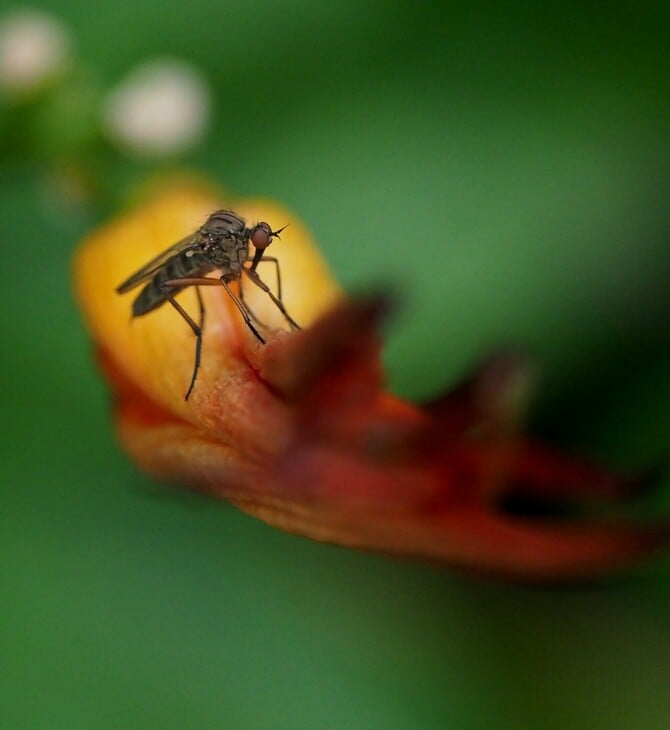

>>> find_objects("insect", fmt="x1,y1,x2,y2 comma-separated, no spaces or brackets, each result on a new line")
116,209,300,400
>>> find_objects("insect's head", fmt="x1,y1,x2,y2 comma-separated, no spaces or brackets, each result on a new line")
249,221,288,251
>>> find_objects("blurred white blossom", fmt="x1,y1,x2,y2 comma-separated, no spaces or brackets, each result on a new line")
101,59,211,158
0,8,71,97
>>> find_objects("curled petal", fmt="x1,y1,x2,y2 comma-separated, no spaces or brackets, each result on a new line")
74,179,669,582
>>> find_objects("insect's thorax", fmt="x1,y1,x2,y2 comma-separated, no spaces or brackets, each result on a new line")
204,230,250,274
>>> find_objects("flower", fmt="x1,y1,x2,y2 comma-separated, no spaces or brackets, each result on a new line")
73,178,669,582
0,8,71,98
101,59,211,158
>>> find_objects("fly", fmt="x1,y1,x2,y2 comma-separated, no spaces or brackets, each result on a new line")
116,209,300,400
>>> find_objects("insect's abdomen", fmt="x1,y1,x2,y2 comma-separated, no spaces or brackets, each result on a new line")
132,252,212,317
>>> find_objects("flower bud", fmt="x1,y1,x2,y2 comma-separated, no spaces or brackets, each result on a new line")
0,8,71,98
101,58,211,158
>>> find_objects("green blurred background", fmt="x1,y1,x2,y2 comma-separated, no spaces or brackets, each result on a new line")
2,2,670,728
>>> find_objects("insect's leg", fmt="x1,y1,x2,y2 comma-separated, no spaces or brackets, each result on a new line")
246,255,282,300
242,267,300,331
158,285,204,401
164,276,266,344
239,276,268,328
187,286,207,400
164,277,224,287
195,285,205,330
220,279,266,344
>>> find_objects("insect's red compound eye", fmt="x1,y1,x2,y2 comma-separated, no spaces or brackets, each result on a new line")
251,224,272,249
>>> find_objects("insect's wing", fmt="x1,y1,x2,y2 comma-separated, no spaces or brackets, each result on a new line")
116,233,203,293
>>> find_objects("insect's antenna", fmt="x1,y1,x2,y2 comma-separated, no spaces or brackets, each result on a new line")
272,223,289,239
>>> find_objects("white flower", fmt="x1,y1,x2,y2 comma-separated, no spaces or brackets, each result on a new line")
101,59,211,158
0,8,71,97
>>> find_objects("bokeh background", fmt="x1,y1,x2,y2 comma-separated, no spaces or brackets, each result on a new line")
2,2,670,728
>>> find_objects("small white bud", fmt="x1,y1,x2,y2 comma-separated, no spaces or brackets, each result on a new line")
0,8,71,97
101,58,211,158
